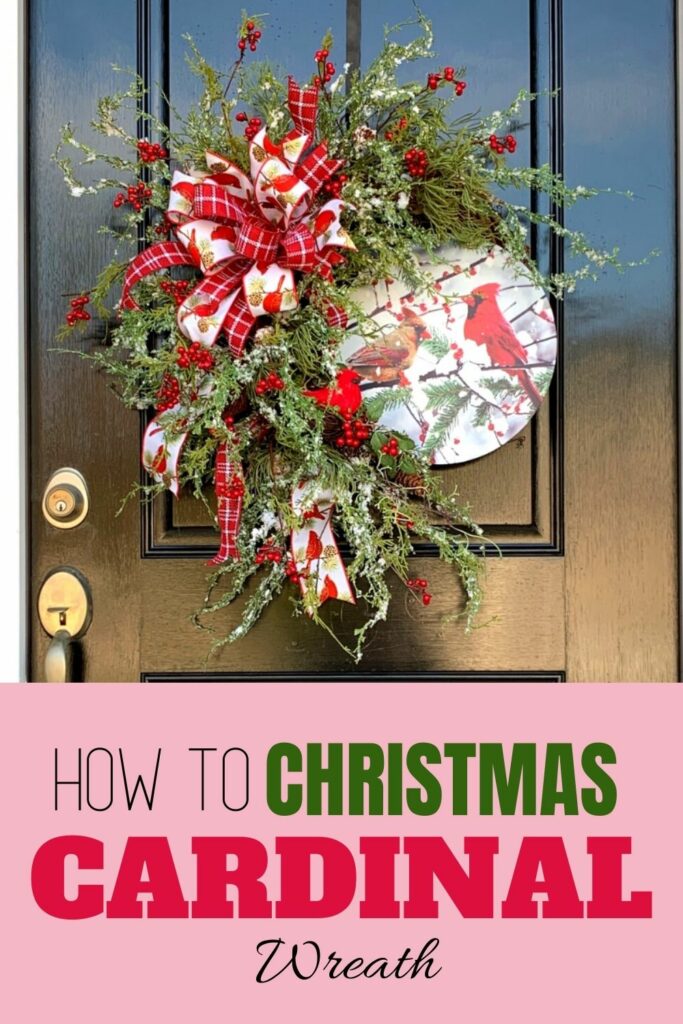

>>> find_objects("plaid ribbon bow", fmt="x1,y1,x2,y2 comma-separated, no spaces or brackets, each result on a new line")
136,81,354,564
122,79,353,357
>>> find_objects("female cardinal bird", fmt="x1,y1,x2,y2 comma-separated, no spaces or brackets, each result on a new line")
303,368,363,417
461,282,541,405
347,308,428,383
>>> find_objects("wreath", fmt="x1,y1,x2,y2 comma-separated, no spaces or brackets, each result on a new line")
56,13,644,660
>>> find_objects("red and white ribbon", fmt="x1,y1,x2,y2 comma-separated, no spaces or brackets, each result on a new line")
290,484,355,609
121,79,353,356
134,80,354,564
210,442,244,564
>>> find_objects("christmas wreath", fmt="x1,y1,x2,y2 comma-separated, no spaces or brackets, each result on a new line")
56,13,644,660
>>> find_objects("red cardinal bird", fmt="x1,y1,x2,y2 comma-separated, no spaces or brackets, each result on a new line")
347,308,428,383
303,368,363,417
171,180,195,204
179,296,221,322
461,282,541,405
184,228,203,269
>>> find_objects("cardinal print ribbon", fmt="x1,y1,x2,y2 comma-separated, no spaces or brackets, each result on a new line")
120,78,354,358
141,407,188,497
290,484,355,610
131,79,354,562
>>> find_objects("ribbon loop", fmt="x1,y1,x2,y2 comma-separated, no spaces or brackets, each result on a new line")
281,223,317,271
235,215,281,265
193,181,247,225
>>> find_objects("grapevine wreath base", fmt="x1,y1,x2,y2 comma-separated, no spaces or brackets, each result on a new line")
57,14,644,660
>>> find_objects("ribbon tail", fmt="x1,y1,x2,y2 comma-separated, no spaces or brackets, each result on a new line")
141,409,188,496
208,442,243,565
287,77,320,140
290,485,355,612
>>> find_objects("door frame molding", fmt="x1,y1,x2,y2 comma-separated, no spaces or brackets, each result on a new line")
3,0,27,683
677,0,682,681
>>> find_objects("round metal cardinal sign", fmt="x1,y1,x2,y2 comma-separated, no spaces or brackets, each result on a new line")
342,246,557,465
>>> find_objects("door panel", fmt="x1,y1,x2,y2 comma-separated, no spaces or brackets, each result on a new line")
26,0,678,681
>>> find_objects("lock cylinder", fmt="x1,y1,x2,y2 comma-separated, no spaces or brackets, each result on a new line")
42,469,89,529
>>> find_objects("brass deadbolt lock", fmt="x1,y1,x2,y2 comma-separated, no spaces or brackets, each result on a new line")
42,468,89,529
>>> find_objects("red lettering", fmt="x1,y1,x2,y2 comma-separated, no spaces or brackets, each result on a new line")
403,837,499,917
31,835,103,919
502,837,583,918
276,837,355,917
192,837,271,918
587,837,652,918
106,837,189,918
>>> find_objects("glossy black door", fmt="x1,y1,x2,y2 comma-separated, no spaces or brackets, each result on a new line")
26,1,678,680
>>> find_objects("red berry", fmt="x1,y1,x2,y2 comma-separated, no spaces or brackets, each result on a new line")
246,20,255,30
238,39,246,50
422,593,432,606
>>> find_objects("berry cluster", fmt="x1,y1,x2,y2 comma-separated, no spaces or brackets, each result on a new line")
334,417,371,450
160,277,192,306
176,341,214,372
313,48,335,85
404,148,428,178
65,294,91,327
236,112,263,140
322,172,348,198
255,542,283,565
489,133,517,155
238,20,261,52
450,342,464,360
427,68,467,95
381,436,400,457
407,577,432,606
284,558,301,584
137,139,168,163
156,374,180,412
384,116,408,141
113,181,153,212
216,474,245,500
255,371,285,397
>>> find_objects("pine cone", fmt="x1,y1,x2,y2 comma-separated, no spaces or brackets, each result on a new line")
395,469,426,493
322,410,343,444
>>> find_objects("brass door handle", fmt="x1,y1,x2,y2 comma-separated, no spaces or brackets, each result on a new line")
45,629,75,683
37,568,92,683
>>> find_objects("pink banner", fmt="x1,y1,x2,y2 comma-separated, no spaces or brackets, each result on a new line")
0,683,680,1021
